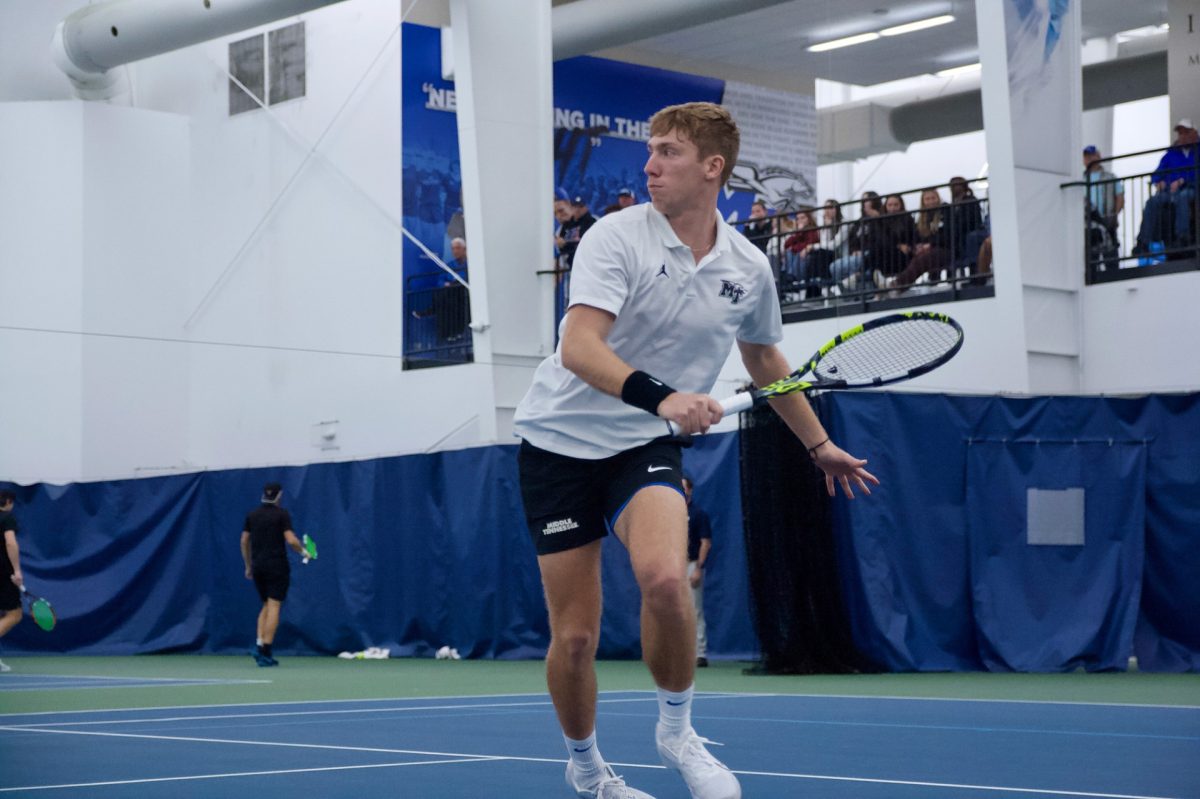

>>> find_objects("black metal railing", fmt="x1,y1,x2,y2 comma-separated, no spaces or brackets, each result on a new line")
536,266,572,348
1062,146,1199,284
403,270,472,369
730,179,994,320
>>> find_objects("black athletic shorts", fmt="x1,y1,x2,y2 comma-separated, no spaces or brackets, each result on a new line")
518,438,684,556
252,568,289,602
0,577,18,612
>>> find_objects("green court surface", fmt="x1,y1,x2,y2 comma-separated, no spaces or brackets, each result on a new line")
2,655,1197,715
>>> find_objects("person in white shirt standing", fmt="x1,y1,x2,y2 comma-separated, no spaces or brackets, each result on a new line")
514,102,878,799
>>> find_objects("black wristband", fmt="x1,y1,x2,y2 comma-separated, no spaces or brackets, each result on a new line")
807,437,831,458
621,370,676,416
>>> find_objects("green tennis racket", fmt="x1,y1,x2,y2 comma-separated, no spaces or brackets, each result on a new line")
301,534,318,565
21,585,57,632
668,311,964,434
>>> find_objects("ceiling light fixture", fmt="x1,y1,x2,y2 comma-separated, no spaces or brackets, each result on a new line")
881,14,956,36
808,14,956,54
936,62,981,77
807,31,881,53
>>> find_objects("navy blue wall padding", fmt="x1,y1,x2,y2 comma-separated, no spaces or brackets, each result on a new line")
821,392,1200,673
3,394,1196,672
966,441,1146,672
1,433,760,661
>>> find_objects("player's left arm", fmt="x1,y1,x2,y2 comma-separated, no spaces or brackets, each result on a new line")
240,531,252,579
283,529,304,556
4,529,22,588
737,340,879,498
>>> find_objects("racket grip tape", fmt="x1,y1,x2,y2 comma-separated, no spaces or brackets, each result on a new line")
720,392,755,416
664,391,755,436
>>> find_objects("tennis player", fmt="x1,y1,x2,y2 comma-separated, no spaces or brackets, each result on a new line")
240,482,306,667
514,102,877,799
0,491,24,673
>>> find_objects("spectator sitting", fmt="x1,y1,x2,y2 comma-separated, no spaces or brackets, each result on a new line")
616,187,637,209
790,199,846,299
783,207,820,293
830,191,882,292
865,193,915,288
1135,119,1198,252
947,177,985,273
961,215,992,283
879,188,951,292
742,200,774,254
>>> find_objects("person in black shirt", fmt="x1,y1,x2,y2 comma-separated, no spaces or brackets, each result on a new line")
0,491,24,673
240,482,305,667
554,196,598,269
683,477,713,668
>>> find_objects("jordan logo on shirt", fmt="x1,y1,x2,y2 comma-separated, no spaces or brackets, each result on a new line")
719,280,747,304
657,263,669,278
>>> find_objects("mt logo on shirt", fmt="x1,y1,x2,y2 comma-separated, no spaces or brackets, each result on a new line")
719,280,746,304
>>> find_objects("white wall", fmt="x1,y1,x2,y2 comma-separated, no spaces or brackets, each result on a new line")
0,1,1194,485
1081,273,1200,394
0,0,497,483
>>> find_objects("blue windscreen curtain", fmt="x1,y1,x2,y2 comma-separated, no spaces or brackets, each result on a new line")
4,393,1197,672
2,433,760,660
823,392,1200,673
966,440,1146,672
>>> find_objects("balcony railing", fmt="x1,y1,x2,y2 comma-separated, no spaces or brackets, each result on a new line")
730,179,994,321
1062,146,1199,284
403,271,472,369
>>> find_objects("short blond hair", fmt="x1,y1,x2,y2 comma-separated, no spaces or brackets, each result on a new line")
649,102,740,186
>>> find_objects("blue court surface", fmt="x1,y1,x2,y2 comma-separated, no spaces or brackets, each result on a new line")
1,690,1196,798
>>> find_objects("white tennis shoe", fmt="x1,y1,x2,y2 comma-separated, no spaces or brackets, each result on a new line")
566,762,656,798
656,725,741,799
0,659,10,673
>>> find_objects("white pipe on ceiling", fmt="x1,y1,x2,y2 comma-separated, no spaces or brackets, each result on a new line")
52,0,349,98
54,0,797,98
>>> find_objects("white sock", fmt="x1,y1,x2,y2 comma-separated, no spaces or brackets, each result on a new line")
256,637,263,647
564,731,604,779
657,684,694,738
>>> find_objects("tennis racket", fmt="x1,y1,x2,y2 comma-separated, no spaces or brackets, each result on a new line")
20,585,57,632
301,534,318,565
668,311,963,434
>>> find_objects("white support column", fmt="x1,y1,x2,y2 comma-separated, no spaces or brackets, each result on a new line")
1168,0,1200,125
976,0,1085,394
448,0,555,441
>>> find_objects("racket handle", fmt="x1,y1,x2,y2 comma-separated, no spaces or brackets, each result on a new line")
664,391,756,436
720,391,756,416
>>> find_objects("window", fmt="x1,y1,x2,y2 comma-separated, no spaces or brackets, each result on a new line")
228,22,306,116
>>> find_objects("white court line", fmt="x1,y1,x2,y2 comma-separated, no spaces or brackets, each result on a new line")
0,689,575,719
736,693,1200,711
727,768,1185,799
0,726,1182,799
0,694,694,728
0,757,497,793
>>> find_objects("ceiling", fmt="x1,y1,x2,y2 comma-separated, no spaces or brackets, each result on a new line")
406,0,1167,90
579,0,1167,90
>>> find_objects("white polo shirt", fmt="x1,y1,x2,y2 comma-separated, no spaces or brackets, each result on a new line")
513,203,783,459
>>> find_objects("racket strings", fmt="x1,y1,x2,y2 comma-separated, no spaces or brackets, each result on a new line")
813,318,960,383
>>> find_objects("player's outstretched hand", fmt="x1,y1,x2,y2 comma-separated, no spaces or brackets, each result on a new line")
658,393,723,435
811,441,879,498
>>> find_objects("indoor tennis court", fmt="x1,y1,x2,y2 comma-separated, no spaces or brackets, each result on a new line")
3,1,1199,798
2,658,1198,798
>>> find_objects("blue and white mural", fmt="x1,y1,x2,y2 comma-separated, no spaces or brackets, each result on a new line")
400,22,816,312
